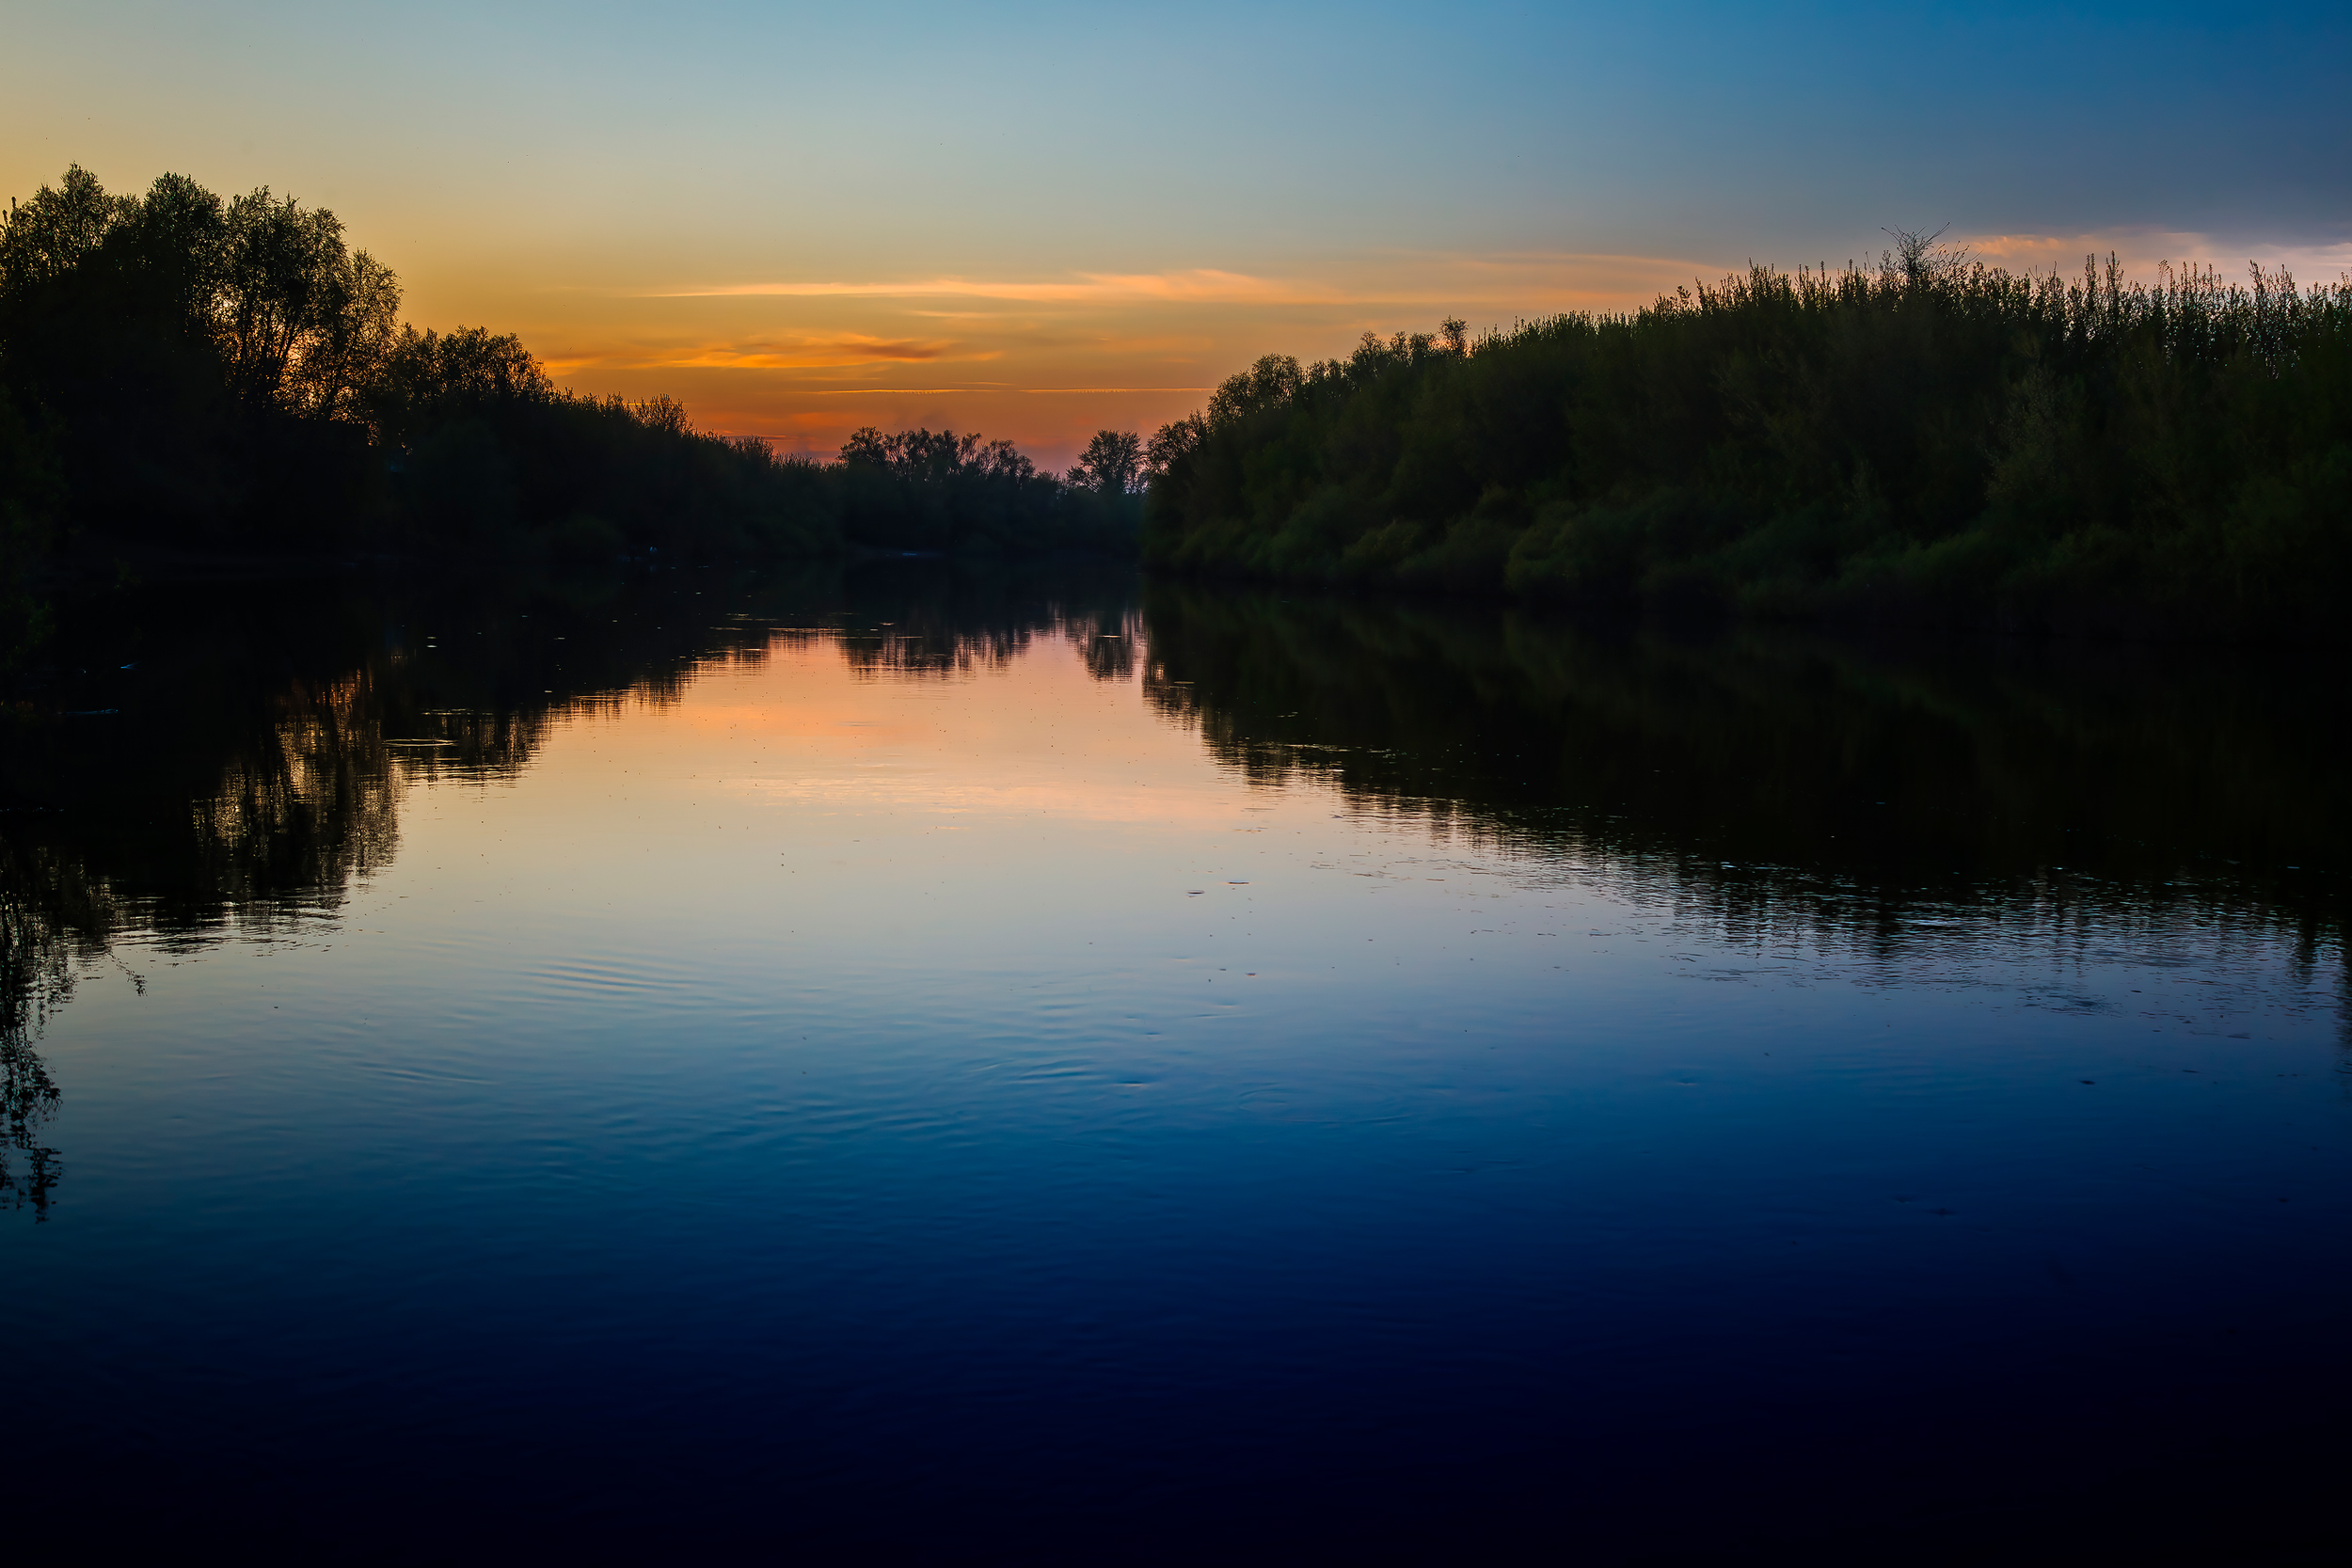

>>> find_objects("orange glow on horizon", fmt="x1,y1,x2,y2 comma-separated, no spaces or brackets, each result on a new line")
409,235,2352,467
402,250,1731,465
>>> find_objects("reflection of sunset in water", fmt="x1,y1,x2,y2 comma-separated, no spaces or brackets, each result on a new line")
562,634,1239,832
4,563,2347,1560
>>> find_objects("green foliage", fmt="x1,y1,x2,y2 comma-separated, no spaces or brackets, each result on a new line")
1144,238,2352,638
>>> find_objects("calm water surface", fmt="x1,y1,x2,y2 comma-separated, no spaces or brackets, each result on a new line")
5,563,2347,1559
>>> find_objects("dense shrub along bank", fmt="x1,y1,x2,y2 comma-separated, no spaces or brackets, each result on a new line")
1142,235,2352,637
0,166,1140,643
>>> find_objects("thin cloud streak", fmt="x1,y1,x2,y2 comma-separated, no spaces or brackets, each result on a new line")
646,253,1728,310
656,386,1216,397
542,334,974,373
651,270,1342,305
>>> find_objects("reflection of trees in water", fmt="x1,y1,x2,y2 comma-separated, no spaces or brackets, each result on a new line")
2,662,433,1216
0,1025,61,1218
820,560,1143,683
199,672,407,917
0,568,764,1215
0,843,83,1217
18,561,2332,1220
0,560,1144,1217
827,609,1141,683
1140,583,2349,968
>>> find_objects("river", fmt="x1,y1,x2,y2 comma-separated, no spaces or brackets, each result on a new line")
4,560,2345,1559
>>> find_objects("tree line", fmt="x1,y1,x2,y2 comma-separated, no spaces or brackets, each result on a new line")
19,161,2339,649
0,165,1143,663
1141,233,2352,638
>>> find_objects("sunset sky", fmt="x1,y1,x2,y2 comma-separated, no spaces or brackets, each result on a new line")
8,1,2346,467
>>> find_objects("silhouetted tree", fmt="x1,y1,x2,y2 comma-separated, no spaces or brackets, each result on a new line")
1069,429,1143,495
0,165,397,540
0,165,1131,573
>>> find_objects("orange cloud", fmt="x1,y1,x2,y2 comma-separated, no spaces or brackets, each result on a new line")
542,332,970,373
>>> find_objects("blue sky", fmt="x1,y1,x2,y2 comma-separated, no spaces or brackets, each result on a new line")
8,2,2344,459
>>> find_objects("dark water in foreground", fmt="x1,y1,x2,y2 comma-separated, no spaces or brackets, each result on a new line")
4,562,2347,1560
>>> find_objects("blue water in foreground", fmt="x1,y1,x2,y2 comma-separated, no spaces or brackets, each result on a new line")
4,565,2346,1560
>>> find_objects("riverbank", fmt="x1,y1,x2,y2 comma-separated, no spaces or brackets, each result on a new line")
1140,239,2352,642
